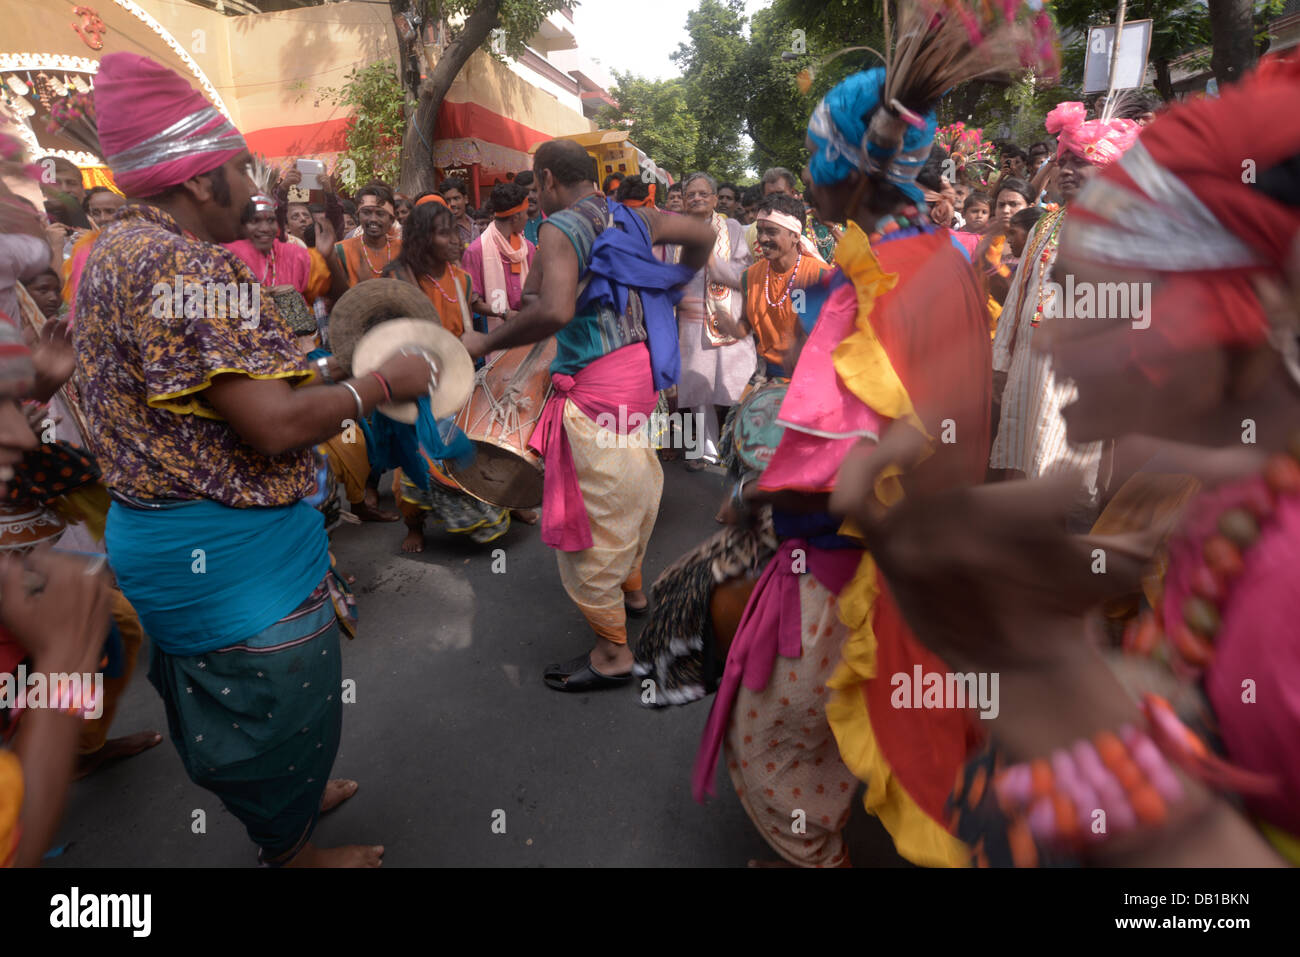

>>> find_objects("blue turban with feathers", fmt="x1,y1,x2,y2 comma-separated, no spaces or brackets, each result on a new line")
805,67,938,202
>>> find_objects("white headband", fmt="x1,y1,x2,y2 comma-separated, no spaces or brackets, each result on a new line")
755,208,803,235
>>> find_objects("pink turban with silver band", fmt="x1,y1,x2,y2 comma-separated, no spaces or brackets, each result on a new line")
1045,102,1139,168
96,53,246,198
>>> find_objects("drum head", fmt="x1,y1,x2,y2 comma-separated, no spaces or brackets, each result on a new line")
328,279,439,374
733,382,789,473
351,318,475,422
447,442,544,509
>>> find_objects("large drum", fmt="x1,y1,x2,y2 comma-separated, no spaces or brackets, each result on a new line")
446,338,557,509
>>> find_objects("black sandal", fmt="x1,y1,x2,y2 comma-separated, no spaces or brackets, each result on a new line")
543,653,633,692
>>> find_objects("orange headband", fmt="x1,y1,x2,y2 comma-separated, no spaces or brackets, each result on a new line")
621,183,657,208
494,199,529,217
417,194,449,208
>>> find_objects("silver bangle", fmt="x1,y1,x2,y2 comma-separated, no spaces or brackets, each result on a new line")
341,381,364,420
314,356,334,384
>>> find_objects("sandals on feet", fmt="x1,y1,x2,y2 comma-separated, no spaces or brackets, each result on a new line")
542,653,633,692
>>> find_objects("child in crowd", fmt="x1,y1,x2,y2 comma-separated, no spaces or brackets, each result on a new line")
22,269,63,319
962,191,991,233
1007,206,1043,259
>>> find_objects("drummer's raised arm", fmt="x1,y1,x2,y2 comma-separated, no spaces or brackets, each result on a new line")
643,209,714,272
464,220,576,358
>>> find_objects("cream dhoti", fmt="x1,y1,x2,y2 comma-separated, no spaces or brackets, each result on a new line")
529,342,663,644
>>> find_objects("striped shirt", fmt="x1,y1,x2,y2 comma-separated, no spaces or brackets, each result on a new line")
989,208,1105,496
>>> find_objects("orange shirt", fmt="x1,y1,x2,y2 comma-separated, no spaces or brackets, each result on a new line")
336,235,402,286
413,264,471,337
742,254,832,366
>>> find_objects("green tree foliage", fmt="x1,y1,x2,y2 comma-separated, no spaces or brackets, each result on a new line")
739,5,826,175
669,0,750,179
761,0,892,174
388,0,569,193
596,75,699,183
318,61,406,187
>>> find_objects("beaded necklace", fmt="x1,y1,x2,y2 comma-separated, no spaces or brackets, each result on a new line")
1028,208,1066,328
763,248,803,308
362,237,395,275
422,269,459,305
866,204,931,245
1124,441,1300,671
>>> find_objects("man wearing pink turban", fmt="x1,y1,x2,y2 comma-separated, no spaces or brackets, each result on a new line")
74,53,436,867
989,102,1140,524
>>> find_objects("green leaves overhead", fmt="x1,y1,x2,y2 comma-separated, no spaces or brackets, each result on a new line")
319,61,406,186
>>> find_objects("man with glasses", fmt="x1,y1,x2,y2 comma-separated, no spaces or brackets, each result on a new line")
673,172,754,470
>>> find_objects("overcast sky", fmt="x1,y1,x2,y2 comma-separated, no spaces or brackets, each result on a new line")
576,0,772,83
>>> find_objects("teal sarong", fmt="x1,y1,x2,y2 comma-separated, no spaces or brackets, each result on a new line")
148,579,343,863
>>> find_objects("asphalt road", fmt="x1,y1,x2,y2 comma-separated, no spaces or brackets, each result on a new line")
48,460,907,867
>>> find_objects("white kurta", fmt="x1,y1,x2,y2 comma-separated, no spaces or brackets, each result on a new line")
989,209,1105,497
676,216,756,408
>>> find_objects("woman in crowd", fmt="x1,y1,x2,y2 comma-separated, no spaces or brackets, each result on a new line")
379,197,511,551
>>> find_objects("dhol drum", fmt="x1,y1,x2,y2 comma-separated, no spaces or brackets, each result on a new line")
446,337,557,509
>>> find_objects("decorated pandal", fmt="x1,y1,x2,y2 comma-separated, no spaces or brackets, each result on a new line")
1,1,233,181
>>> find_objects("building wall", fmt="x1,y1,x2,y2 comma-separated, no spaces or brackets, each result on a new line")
5,0,592,170
446,49,592,148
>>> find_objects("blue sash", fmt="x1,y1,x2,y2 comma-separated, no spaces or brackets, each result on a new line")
579,201,695,392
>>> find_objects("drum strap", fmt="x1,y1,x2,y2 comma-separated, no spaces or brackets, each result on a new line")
453,270,472,333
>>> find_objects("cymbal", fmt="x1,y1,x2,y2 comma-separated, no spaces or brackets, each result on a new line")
351,318,474,422
327,278,439,374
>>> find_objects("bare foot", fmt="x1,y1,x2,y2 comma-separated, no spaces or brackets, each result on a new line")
320,778,358,814
400,528,424,553
510,508,539,525
353,500,400,523
284,842,384,868
75,730,163,780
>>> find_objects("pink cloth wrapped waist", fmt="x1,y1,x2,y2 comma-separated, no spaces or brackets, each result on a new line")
692,540,861,802
527,343,657,551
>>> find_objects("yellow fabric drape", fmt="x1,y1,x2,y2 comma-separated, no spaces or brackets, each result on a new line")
830,223,933,506
827,554,972,867
80,167,122,195
812,225,969,866
305,248,332,302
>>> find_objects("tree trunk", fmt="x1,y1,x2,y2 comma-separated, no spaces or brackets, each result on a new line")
1207,0,1257,91
391,0,503,195
1153,58,1174,102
